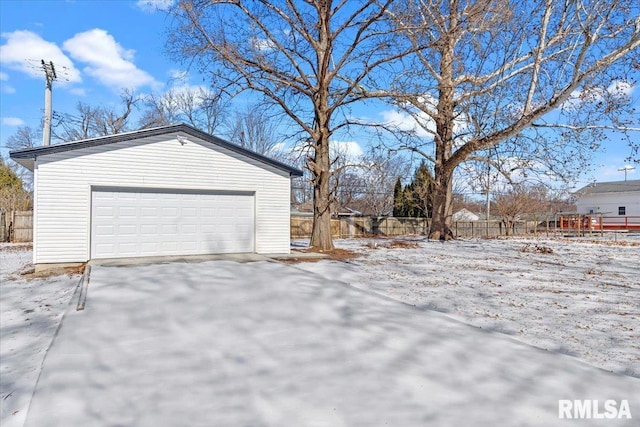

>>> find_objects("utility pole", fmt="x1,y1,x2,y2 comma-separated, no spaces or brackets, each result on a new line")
41,60,57,146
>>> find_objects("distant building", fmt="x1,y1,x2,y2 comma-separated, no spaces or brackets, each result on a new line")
574,179,640,229
453,208,480,221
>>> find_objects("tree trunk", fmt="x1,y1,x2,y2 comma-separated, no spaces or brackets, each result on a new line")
309,93,334,250
309,133,334,250
428,10,457,241
309,1,334,251
429,168,454,240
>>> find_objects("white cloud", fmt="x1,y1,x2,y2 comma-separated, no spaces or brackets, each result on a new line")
607,80,634,97
2,117,25,126
0,71,8,80
70,87,87,96
168,69,189,83
250,37,276,52
379,109,434,138
290,139,364,163
598,164,636,180
564,80,636,110
0,30,81,82
63,29,159,91
1,84,15,94
331,140,364,161
136,0,175,12
155,83,210,110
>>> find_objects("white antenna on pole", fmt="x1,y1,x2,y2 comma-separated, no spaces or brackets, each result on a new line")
41,60,57,146
618,165,636,181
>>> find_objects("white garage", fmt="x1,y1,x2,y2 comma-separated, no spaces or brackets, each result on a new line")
10,124,303,266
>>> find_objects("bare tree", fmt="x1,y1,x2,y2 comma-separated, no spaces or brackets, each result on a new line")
5,126,41,151
4,126,41,191
228,104,284,159
53,90,141,141
167,0,416,250
358,150,410,216
387,0,640,240
141,86,229,133
493,184,548,235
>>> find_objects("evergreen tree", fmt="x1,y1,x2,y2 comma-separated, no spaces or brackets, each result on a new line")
392,177,404,217
0,158,31,213
409,161,434,218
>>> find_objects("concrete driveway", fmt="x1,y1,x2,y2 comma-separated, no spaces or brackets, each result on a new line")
26,260,638,426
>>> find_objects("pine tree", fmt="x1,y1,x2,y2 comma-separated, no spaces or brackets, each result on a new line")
410,161,434,218
392,177,404,217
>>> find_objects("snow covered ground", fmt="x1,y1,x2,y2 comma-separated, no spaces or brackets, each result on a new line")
21,259,640,426
1,237,638,426
0,245,79,427
294,235,640,377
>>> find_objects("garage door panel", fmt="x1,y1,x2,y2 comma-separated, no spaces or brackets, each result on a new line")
181,224,197,234
118,225,137,235
161,224,179,234
161,207,178,217
140,224,158,235
94,206,114,217
94,225,114,236
91,190,255,259
182,207,197,218
141,207,158,217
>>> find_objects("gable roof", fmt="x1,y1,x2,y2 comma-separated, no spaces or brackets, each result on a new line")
574,179,640,196
9,123,304,177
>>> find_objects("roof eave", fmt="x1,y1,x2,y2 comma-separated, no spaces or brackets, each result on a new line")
9,124,304,177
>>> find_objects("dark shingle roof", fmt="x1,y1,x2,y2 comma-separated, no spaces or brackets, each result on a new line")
9,123,303,177
575,179,640,195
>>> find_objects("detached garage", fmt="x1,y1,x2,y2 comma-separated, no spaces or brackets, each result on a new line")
10,124,303,266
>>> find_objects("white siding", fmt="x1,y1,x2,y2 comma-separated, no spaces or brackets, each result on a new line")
576,192,640,217
33,135,291,263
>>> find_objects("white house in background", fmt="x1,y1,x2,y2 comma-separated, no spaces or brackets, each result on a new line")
574,179,640,229
10,124,303,267
453,208,480,221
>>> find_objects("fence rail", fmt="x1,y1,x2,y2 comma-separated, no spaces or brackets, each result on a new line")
291,216,552,239
2,211,635,244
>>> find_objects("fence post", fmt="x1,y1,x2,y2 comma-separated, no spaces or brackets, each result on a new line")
10,211,15,243
0,211,4,242
545,215,549,237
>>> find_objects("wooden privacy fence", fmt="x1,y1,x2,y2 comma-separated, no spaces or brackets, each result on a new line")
291,216,547,239
0,211,557,243
1,210,33,243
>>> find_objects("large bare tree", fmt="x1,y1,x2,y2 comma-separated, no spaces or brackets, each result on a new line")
167,0,415,250
387,0,640,239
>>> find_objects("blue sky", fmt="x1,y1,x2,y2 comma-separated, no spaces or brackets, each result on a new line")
0,0,638,190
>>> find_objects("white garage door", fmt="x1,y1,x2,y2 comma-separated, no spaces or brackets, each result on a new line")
91,189,255,259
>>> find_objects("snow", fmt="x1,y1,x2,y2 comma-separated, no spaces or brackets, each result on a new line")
22,260,640,426
294,236,640,377
0,245,79,427
1,237,639,426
